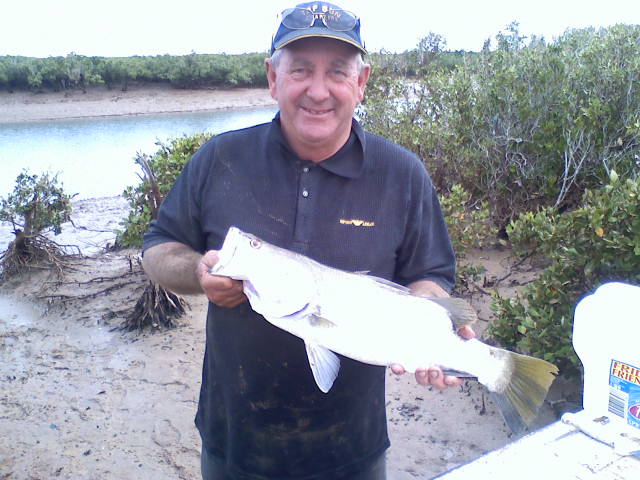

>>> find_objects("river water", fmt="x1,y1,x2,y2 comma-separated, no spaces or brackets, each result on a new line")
0,105,278,199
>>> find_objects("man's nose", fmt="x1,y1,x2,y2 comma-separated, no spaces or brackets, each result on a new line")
306,73,331,102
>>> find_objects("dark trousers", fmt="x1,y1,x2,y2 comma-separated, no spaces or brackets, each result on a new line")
201,448,387,480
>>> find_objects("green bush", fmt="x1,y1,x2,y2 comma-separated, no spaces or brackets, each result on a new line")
361,24,640,230
116,133,213,248
439,184,491,256
488,173,640,377
0,171,72,237
0,53,269,92
438,184,491,293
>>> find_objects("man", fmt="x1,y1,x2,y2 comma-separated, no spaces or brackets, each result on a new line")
142,2,472,479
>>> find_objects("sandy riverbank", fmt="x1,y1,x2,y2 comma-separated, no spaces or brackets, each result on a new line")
0,84,276,123
0,87,580,479
0,196,581,480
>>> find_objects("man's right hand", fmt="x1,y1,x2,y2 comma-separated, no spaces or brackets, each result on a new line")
197,250,247,308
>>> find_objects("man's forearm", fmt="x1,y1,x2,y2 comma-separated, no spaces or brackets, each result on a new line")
142,242,204,295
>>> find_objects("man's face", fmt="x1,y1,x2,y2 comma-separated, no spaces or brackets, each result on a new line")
266,38,370,162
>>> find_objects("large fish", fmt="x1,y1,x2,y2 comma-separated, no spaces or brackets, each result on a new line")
210,227,558,433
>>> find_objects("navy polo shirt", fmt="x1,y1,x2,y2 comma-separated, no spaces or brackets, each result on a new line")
143,116,455,479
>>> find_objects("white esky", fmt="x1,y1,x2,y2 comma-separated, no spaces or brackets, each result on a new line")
2,0,638,57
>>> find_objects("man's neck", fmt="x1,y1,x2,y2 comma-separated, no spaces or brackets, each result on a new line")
283,128,352,163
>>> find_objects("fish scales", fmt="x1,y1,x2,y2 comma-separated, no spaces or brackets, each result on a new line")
210,226,559,433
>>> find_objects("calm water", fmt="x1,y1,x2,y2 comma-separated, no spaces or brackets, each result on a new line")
0,106,278,199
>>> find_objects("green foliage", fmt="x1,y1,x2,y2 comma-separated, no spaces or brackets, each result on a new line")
439,184,490,294
439,184,491,256
489,173,640,377
0,171,72,237
117,133,213,248
367,33,468,78
0,53,269,92
361,24,640,230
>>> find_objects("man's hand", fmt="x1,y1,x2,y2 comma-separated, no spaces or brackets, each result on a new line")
390,325,476,390
197,250,247,308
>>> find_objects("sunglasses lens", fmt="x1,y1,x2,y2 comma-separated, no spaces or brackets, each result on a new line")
324,9,358,31
281,8,315,29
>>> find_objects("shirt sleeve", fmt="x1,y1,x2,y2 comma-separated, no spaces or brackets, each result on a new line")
393,162,456,292
141,142,212,255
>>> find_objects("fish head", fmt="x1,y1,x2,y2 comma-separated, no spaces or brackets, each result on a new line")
209,226,253,280
211,227,315,319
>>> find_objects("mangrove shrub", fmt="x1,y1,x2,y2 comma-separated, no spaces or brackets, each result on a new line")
489,173,640,377
362,24,640,229
0,171,73,278
117,133,213,248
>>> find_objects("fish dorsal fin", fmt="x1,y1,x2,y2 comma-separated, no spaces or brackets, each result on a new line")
427,297,479,330
360,274,412,294
305,341,340,393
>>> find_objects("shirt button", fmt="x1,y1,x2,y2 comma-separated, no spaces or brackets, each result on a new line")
302,167,309,173
302,190,309,198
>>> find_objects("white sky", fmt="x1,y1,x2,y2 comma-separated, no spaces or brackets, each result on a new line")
2,0,638,57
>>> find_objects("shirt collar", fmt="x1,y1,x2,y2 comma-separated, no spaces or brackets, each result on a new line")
269,113,366,179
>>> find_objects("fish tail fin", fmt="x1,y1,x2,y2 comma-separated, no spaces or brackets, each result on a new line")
492,352,559,434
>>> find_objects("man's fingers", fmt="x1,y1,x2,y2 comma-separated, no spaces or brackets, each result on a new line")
195,250,247,307
458,325,476,340
393,364,463,390
443,375,462,388
200,250,220,267
204,275,246,306
206,274,240,291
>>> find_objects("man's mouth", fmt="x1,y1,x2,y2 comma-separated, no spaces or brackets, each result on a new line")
302,107,333,115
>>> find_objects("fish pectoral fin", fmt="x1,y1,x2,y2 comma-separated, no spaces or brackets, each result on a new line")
427,297,479,330
309,314,337,328
305,342,340,393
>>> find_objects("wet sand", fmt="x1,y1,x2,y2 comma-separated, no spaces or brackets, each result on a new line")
0,196,573,479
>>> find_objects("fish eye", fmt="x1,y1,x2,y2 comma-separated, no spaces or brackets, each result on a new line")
250,239,262,249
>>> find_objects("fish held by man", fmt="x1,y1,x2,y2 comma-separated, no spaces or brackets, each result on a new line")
209,227,559,433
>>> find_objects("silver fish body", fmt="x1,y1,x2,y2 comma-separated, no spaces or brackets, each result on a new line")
210,227,558,432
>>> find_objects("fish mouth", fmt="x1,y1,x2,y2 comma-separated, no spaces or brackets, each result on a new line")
211,243,237,275
209,227,241,275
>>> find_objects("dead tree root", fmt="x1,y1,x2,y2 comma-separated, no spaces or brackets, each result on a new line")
122,281,188,331
0,234,77,282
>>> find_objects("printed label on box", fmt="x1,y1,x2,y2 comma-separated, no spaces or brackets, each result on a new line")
609,359,640,430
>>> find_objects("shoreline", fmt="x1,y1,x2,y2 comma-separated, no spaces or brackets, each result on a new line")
0,84,276,124
1,104,275,125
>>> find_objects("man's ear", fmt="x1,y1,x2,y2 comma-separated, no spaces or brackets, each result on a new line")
265,58,278,100
357,63,371,102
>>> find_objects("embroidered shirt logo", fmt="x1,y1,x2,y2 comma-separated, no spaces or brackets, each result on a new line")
339,218,375,227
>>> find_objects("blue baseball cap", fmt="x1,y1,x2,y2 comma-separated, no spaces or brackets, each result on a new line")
271,2,366,54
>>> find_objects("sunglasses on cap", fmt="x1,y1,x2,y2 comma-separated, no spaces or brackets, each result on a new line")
280,6,359,32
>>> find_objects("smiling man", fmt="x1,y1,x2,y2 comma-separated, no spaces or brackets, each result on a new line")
266,37,369,163
142,2,467,479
